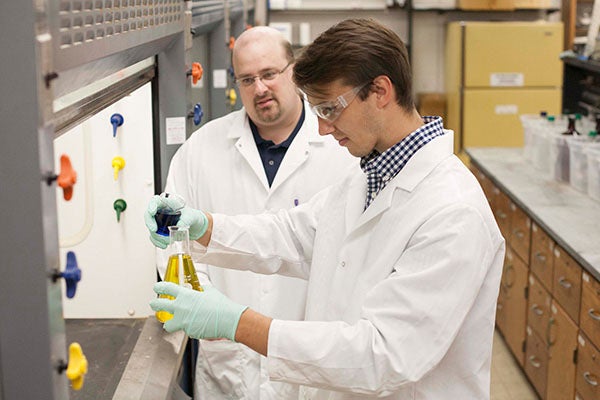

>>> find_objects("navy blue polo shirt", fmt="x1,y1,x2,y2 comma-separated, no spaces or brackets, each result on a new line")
250,105,305,187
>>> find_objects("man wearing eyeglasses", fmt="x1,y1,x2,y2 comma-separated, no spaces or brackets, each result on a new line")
147,18,504,399
152,26,357,399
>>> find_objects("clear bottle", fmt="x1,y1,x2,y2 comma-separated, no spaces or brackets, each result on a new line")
155,226,203,323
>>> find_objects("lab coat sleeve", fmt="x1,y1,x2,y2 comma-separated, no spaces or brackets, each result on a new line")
266,204,503,396
198,186,331,280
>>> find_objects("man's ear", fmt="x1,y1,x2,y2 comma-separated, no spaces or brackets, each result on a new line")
371,75,394,108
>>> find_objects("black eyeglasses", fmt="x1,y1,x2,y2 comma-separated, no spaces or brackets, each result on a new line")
234,61,293,88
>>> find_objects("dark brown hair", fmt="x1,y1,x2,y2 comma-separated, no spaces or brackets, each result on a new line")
294,18,414,109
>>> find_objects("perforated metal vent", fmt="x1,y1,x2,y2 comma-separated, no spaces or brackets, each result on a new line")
51,0,185,71
58,0,182,47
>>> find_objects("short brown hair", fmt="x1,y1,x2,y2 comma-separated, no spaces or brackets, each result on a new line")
294,18,414,109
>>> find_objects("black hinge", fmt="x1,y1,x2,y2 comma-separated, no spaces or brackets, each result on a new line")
573,348,578,364
524,286,529,299
522,339,527,354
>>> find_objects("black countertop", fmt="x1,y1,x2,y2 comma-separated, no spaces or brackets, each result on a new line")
65,319,145,399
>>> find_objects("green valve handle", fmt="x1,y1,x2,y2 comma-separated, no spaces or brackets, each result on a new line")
113,199,127,222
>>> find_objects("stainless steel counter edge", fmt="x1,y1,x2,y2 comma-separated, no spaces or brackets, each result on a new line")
112,317,188,400
466,147,600,282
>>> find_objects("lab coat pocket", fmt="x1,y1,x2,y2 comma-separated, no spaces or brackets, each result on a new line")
195,339,249,399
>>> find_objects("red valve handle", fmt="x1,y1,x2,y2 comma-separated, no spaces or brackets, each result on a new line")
191,62,203,85
56,154,77,201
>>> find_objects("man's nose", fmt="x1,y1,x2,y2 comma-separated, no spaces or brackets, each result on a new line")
253,78,269,94
317,118,335,136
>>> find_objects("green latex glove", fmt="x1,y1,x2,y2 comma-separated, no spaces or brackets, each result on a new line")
150,282,248,341
144,195,209,249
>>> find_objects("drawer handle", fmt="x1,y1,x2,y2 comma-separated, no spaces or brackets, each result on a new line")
531,304,544,317
528,356,541,369
534,252,546,263
546,317,555,348
588,309,600,321
503,265,515,289
558,277,572,289
583,372,598,387
513,229,524,239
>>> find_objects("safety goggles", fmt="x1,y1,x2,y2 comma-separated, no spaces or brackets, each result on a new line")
309,83,369,122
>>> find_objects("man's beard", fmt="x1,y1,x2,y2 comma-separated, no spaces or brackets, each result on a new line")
253,96,281,123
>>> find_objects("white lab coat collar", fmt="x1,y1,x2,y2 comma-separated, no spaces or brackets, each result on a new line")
345,130,454,236
228,102,326,192
225,102,325,143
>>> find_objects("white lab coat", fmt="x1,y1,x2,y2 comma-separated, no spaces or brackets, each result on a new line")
162,104,358,399
200,131,505,399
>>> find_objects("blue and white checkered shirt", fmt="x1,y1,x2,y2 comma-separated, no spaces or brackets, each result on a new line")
360,116,445,210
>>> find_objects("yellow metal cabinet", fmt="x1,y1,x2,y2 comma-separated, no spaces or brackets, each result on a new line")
463,88,562,147
446,21,563,153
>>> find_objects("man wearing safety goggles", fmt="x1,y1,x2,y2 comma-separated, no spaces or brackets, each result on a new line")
146,18,504,400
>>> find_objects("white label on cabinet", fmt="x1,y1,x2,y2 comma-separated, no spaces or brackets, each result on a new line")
494,104,518,115
213,69,227,89
583,273,590,283
552,304,557,314
490,73,524,87
578,335,585,346
166,117,186,145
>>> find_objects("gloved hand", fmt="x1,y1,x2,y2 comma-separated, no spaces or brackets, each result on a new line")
144,195,209,249
150,282,248,341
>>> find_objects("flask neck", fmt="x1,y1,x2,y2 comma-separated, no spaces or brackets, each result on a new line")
168,226,190,255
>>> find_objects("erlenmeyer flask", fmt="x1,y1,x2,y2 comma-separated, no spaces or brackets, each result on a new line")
154,193,185,236
155,226,203,323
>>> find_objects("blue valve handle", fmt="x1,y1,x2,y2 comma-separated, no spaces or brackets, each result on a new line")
227,66,235,78
193,104,203,126
110,113,124,137
61,251,82,299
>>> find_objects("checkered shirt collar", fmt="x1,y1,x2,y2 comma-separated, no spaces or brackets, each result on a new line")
360,116,445,209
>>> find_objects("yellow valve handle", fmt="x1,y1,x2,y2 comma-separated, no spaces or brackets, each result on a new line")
111,156,126,181
66,342,88,391
228,88,237,106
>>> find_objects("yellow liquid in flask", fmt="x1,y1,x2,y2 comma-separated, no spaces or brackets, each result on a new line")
155,253,203,323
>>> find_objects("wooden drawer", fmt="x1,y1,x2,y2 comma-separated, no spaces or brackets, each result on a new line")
496,263,507,332
509,202,531,264
576,334,600,400
580,273,600,347
530,222,554,291
492,187,511,240
502,248,529,365
525,326,548,398
527,274,552,339
553,245,582,324
547,300,578,400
